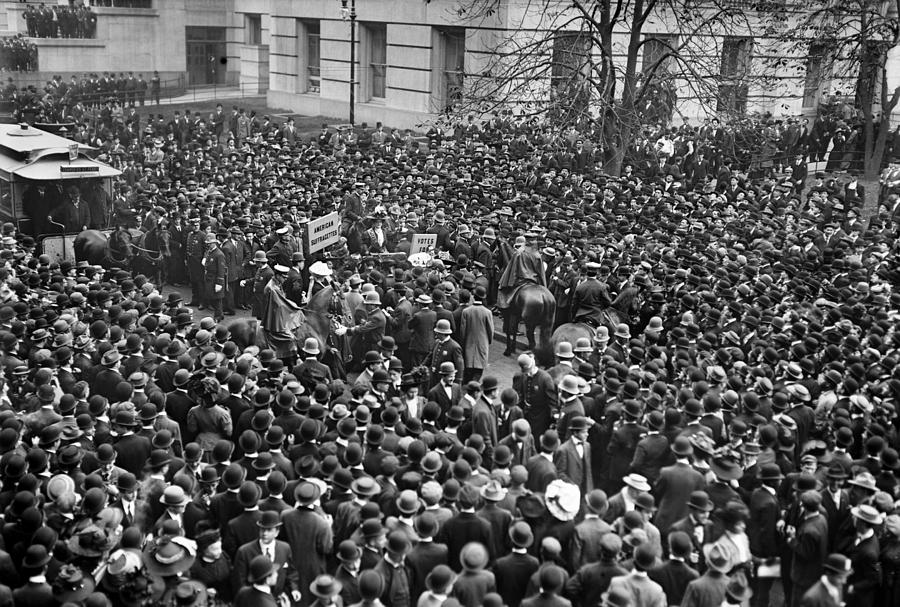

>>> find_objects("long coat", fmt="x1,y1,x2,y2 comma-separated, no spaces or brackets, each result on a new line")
203,245,227,298
653,461,706,535
459,303,494,370
280,507,334,607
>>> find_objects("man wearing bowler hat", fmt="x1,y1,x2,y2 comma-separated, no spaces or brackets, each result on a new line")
111,410,152,477
407,512,449,601
281,481,333,607
334,540,364,605
235,509,300,601
234,555,280,607
373,530,413,607
554,415,594,494
668,490,714,568
653,437,706,536
799,553,852,607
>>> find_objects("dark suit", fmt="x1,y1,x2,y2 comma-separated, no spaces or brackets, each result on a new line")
12,581,55,607
426,382,462,423
653,462,706,535
565,560,627,607
606,423,646,489
234,586,278,607
630,433,671,483
790,512,829,596
499,433,535,467
110,497,152,533
748,487,780,559
525,453,559,494
495,551,540,607
113,432,152,478
554,438,593,493
471,399,498,464
224,511,263,558
233,539,299,597
333,566,360,606
648,559,699,607
514,369,557,438
843,534,880,607
820,488,849,550
280,507,333,607
669,515,709,565
436,511,495,572
407,540,449,601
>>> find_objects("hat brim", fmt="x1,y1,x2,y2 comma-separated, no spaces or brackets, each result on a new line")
142,549,195,576
623,479,651,492
710,462,744,481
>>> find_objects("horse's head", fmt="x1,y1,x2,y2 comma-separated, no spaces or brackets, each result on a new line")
111,229,135,260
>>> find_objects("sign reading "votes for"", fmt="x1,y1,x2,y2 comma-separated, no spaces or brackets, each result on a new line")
307,212,341,254
410,233,437,254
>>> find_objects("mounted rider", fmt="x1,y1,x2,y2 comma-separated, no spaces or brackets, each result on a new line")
570,262,612,327
496,233,546,337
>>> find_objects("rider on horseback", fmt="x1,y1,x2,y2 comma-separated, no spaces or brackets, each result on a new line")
497,235,546,308
496,234,547,343
570,262,612,327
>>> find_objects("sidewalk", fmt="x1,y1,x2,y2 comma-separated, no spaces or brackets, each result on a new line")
161,86,250,105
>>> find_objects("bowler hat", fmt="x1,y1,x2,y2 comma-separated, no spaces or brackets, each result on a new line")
247,555,277,583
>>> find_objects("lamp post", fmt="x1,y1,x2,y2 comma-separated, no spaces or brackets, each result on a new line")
340,0,356,125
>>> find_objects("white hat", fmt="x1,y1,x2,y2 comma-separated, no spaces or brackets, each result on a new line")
622,473,651,492
545,480,581,522
309,261,332,277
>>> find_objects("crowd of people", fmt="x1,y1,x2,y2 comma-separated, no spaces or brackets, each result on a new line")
0,36,38,73
23,4,98,40
0,84,898,607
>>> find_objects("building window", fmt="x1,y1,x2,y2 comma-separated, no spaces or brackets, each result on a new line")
642,34,677,74
717,37,751,114
245,14,262,45
432,27,465,112
295,20,320,94
366,23,387,99
802,42,827,108
551,31,590,119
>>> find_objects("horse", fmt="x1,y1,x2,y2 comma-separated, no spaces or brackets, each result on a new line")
550,285,641,351
227,282,353,380
131,224,172,287
305,283,354,381
504,283,556,356
342,218,367,255
74,228,137,269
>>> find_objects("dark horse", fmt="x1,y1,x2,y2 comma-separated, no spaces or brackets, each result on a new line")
550,285,641,351
74,228,137,269
343,218,367,254
131,224,172,287
504,283,556,356
227,283,352,381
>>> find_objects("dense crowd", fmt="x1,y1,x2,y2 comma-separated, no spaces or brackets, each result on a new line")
0,85,898,607
0,36,38,73
24,4,98,40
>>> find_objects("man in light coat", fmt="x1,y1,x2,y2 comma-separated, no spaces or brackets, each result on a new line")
459,286,494,383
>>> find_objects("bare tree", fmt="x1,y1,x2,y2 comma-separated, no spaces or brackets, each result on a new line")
765,0,900,186
431,0,760,174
